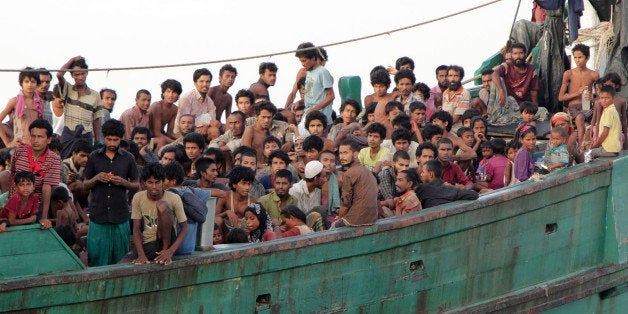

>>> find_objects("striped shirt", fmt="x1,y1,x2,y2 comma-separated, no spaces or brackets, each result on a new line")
60,83,103,133
10,144,61,204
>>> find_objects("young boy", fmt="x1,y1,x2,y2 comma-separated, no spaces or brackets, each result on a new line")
503,140,521,186
384,101,404,139
0,171,38,232
476,138,509,191
409,101,427,127
513,101,538,142
558,44,599,145
215,166,257,229
455,126,475,183
359,122,389,173
327,98,361,143
303,110,334,151
587,85,621,160
544,127,570,170
591,73,628,149
130,163,188,265
183,132,206,176
295,42,335,124
366,67,396,125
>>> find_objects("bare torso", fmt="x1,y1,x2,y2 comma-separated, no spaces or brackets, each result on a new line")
210,85,232,121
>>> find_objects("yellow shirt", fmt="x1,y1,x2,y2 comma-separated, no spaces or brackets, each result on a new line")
599,105,621,153
131,191,187,244
358,147,389,171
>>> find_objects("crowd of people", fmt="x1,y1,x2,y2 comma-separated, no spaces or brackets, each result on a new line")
0,39,625,267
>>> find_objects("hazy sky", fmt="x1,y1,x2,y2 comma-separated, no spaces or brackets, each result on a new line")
1,0,533,121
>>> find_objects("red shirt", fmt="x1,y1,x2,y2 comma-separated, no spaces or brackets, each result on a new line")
496,62,539,104
0,193,39,220
442,161,471,186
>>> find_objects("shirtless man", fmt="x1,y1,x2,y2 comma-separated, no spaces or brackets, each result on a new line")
148,79,182,149
210,64,237,121
215,166,257,228
429,110,477,161
365,66,396,125
558,44,599,146
241,101,278,161
250,62,277,100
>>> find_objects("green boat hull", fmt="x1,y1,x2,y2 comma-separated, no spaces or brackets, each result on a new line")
1,155,627,313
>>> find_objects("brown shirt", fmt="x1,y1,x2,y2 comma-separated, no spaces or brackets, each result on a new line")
120,106,149,139
341,161,378,226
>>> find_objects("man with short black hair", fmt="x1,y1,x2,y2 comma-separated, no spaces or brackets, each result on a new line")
175,68,220,133
10,119,61,230
258,169,298,224
56,56,103,144
250,62,278,100
332,140,378,228
210,64,237,121
83,119,139,266
417,160,478,208
120,89,151,139
442,65,470,123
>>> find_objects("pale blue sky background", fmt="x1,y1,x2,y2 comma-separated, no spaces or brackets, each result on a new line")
1,0,533,121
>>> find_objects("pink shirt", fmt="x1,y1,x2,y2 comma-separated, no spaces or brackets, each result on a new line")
425,85,442,120
174,88,216,132
485,155,509,189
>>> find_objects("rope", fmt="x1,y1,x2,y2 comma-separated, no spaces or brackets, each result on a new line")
1,0,505,73
572,21,614,70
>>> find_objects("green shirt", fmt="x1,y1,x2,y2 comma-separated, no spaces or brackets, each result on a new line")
258,191,298,223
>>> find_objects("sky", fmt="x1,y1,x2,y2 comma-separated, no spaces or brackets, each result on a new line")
0,0,534,122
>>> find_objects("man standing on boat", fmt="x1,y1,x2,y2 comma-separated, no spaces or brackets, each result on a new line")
83,119,139,266
332,140,378,228
250,62,278,101
56,56,103,149
210,64,237,121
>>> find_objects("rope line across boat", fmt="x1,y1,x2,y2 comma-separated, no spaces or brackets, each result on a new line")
0,0,505,73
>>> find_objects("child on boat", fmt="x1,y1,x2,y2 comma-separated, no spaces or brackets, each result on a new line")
514,126,537,181
586,85,622,160
503,140,521,186
513,102,538,143
475,138,510,192
455,126,475,183
544,127,569,171
0,171,38,232
275,205,313,238
243,203,275,243
358,122,389,173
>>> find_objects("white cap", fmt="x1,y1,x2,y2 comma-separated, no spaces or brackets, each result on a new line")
195,113,212,127
304,160,324,179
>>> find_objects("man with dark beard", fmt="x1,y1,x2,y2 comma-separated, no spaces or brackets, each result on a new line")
492,43,539,107
442,65,470,124
425,65,448,120
331,140,378,228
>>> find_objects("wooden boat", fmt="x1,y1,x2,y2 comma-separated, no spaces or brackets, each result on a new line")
1,154,627,312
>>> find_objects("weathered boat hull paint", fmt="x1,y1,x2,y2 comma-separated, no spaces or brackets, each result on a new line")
1,155,627,313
